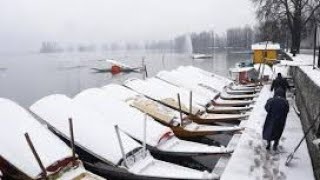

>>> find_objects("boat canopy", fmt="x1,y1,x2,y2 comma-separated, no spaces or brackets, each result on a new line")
146,77,211,107
124,78,203,114
30,94,140,165
0,98,72,179
179,66,233,84
73,88,172,147
102,84,140,102
175,67,231,92
156,70,219,100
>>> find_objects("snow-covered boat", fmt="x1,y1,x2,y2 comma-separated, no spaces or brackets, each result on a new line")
181,66,261,91
101,84,244,138
30,95,218,180
145,77,252,113
157,69,258,101
73,88,234,156
124,78,249,124
0,98,103,180
92,59,143,74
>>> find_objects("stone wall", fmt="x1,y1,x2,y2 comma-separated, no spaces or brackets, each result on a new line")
291,66,320,180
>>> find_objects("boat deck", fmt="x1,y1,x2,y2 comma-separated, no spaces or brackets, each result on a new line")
216,85,314,179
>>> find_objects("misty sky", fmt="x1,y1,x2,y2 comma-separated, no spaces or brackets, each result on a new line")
0,0,256,52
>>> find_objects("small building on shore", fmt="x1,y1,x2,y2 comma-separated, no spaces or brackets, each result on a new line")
251,42,280,64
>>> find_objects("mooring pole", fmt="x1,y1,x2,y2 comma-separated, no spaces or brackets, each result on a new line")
313,25,317,69
24,133,47,179
177,93,184,125
189,91,193,114
143,114,147,156
68,118,76,165
114,125,128,167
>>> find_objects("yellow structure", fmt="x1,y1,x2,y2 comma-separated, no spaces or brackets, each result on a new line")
251,42,280,64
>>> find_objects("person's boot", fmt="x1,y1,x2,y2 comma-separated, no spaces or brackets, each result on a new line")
266,141,271,150
273,140,279,151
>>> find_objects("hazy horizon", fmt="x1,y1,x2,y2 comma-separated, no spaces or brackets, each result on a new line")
0,0,256,53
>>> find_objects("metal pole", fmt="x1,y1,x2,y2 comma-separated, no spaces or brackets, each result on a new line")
189,91,193,114
68,118,76,165
24,133,47,179
143,114,147,156
177,94,184,125
114,125,128,167
313,25,317,69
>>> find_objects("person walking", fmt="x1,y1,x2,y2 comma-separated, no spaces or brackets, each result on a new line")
271,73,290,93
263,88,289,151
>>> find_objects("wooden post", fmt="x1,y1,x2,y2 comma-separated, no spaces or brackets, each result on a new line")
177,94,183,125
114,125,128,167
143,114,147,156
313,25,317,69
68,118,76,166
24,133,47,179
189,91,193,114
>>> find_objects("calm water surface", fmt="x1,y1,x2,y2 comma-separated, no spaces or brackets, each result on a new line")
0,50,251,107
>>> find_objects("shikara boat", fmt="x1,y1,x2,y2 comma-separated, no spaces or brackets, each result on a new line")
92,59,143,74
180,66,261,91
157,70,258,101
145,77,252,113
0,98,103,180
30,95,219,180
98,85,244,138
124,78,249,124
73,88,235,156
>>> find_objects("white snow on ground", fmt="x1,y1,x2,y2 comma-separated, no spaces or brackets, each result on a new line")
221,85,314,180
287,53,320,88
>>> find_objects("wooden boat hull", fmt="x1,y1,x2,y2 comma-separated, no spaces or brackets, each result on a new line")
207,105,252,113
219,93,257,100
212,99,254,107
189,113,248,124
171,125,242,138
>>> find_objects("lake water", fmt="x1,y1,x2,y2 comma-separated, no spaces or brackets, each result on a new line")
0,50,251,107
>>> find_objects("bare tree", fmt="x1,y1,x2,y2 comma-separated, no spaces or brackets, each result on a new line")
251,0,320,53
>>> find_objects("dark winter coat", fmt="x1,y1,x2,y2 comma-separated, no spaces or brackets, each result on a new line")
263,88,289,141
271,75,289,92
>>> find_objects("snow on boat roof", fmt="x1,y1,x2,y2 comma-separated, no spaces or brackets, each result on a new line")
30,94,141,165
102,84,181,122
180,66,233,84
175,67,230,92
101,84,139,102
177,66,232,86
147,77,211,107
124,78,204,113
73,88,171,147
251,42,280,50
156,70,218,100
0,98,72,179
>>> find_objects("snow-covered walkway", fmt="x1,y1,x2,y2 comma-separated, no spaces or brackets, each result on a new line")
220,85,314,180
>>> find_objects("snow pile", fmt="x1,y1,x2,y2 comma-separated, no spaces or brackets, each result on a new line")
221,86,314,180
288,53,320,88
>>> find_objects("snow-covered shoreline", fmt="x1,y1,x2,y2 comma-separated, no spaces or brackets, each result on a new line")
220,85,314,180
